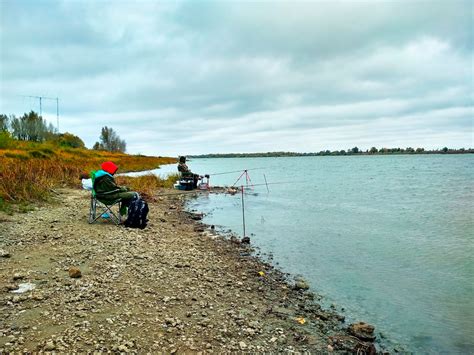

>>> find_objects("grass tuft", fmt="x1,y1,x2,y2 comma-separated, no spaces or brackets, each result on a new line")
116,173,180,201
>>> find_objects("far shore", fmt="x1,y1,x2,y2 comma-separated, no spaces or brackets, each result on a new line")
189,149,473,159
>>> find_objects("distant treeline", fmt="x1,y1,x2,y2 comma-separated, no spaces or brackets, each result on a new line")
190,146,474,158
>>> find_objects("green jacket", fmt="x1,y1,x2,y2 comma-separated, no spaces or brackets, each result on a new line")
93,170,128,203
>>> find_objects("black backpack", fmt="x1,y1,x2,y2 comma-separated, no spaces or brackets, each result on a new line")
124,195,149,229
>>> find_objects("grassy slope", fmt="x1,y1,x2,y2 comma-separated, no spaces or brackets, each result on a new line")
0,141,177,211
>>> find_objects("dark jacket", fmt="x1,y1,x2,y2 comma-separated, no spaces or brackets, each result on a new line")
178,162,190,173
94,170,128,202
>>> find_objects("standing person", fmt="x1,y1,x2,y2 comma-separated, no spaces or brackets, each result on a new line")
177,156,200,188
94,161,137,215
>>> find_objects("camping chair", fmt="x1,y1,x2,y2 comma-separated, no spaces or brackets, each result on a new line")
88,171,122,225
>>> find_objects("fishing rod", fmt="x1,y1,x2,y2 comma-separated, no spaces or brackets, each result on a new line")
209,167,266,176
236,180,307,189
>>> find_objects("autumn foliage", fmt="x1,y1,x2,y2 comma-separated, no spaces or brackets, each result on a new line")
0,141,176,206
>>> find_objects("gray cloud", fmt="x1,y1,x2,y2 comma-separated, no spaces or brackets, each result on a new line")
0,0,472,155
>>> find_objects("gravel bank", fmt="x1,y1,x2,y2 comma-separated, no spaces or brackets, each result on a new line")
0,188,378,353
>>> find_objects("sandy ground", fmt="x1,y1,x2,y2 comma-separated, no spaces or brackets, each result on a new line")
0,188,378,353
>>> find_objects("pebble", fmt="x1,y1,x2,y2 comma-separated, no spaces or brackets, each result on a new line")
68,267,82,278
241,236,251,244
0,249,11,258
44,342,56,351
118,344,128,352
294,280,310,291
348,322,376,341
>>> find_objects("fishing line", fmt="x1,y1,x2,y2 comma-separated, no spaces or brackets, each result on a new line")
209,167,266,176
244,181,307,188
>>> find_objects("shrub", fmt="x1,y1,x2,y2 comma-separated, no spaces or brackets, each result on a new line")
29,151,50,159
4,152,28,160
40,148,55,156
0,131,13,149
57,132,85,149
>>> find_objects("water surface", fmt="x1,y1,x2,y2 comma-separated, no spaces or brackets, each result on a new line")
180,155,473,353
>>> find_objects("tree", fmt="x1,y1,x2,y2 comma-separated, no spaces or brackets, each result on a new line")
369,147,378,154
10,111,55,142
351,146,359,154
442,147,448,153
94,126,126,152
0,114,8,132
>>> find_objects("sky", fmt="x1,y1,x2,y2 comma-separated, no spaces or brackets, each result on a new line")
0,0,472,156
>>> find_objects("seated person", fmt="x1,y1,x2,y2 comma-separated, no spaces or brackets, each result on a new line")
94,161,137,215
177,156,200,188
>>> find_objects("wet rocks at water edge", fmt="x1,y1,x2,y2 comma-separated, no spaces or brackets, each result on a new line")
241,236,251,244
328,322,378,355
293,278,310,291
349,321,376,342
329,334,377,355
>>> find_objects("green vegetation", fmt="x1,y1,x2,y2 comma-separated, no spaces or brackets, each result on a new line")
190,146,473,158
93,126,126,152
0,111,176,212
7,111,56,142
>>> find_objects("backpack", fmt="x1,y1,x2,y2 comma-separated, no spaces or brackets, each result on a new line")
124,195,149,229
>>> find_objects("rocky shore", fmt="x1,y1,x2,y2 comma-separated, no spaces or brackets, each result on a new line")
0,188,379,353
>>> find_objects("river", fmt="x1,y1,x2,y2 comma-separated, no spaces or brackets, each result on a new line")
146,155,474,353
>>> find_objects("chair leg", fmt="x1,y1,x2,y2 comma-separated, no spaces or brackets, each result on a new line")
88,197,122,225
89,197,97,224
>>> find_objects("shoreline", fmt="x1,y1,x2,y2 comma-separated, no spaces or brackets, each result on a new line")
1,188,381,353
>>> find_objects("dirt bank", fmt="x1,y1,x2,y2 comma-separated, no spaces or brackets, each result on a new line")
0,188,378,353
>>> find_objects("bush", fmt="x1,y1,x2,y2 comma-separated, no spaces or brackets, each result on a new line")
29,151,50,159
40,148,55,156
4,152,28,160
0,131,13,149
57,132,85,148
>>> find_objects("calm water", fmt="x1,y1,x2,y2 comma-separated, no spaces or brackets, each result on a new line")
165,155,473,353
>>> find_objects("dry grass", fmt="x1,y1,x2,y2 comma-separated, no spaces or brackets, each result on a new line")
116,174,180,201
0,142,176,209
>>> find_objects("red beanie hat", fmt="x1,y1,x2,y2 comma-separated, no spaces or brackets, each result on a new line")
101,161,118,175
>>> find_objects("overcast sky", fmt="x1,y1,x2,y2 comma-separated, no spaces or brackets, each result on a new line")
0,0,472,155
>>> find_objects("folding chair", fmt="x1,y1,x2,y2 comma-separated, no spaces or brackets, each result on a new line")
88,171,123,225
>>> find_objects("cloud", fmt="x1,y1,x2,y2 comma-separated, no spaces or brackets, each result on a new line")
0,0,472,155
